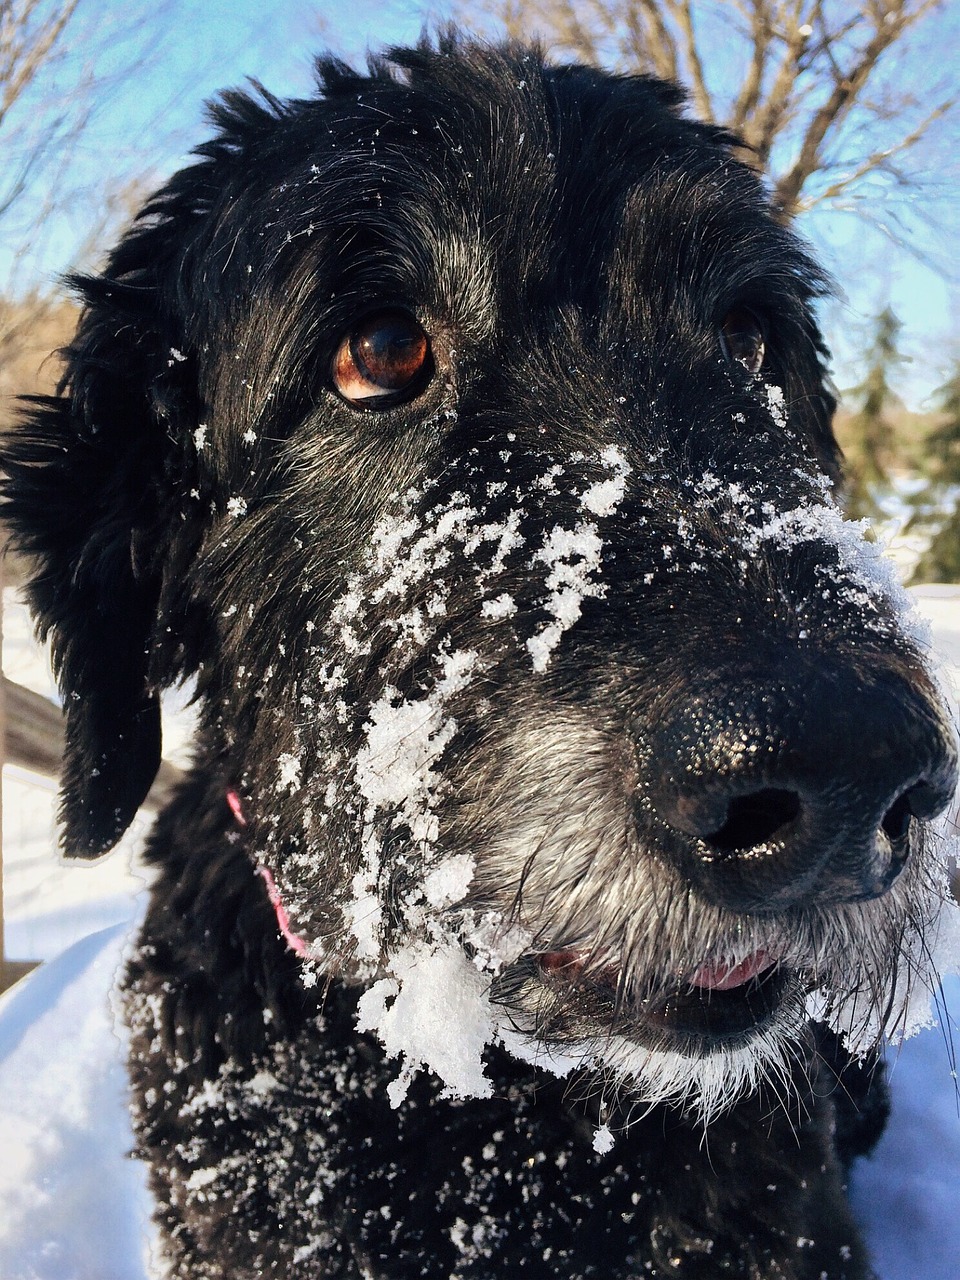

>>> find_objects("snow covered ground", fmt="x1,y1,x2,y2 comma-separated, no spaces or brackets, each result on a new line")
2,585,960,1279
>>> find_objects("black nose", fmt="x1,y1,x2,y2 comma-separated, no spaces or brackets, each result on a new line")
644,658,958,912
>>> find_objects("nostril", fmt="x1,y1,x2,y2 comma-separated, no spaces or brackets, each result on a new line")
896,776,955,822
704,788,801,855
881,788,917,843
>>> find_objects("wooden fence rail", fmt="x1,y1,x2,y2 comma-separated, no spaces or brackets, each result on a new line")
3,675,183,807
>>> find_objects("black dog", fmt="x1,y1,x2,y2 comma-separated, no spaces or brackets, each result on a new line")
4,35,957,1279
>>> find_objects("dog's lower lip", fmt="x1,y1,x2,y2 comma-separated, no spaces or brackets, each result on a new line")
642,964,789,1040
537,950,590,975
534,949,788,1040
536,948,779,992
688,950,778,991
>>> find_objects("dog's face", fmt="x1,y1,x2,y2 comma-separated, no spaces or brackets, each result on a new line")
5,40,957,1118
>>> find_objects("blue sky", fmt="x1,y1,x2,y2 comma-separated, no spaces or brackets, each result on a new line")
5,0,957,407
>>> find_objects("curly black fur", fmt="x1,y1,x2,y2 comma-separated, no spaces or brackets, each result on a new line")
3,33,956,1280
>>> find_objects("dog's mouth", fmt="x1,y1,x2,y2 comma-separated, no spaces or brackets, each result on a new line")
506,946,792,1046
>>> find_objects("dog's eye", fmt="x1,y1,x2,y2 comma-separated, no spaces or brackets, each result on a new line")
332,311,432,407
720,308,765,375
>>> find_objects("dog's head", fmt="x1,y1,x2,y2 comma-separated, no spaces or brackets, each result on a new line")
4,36,957,1117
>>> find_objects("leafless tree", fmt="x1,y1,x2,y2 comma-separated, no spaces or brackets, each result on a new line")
0,2,183,392
1,1,78,376
1,1,81,221
465,0,955,221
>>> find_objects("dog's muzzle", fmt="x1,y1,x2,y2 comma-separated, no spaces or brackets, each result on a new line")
485,647,957,1060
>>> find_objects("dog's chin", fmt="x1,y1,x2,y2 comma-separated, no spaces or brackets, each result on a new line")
493,950,810,1120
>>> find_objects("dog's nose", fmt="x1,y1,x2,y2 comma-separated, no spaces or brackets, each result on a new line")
644,660,958,912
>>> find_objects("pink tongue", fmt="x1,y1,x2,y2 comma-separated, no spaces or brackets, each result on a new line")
689,951,775,992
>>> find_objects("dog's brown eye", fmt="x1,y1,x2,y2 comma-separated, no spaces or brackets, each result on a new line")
720,307,765,375
332,310,431,407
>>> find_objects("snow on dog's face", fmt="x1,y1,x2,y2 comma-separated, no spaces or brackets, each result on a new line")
250,431,956,1122
5,41,957,1123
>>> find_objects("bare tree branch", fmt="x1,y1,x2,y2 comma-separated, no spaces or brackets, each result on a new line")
729,0,775,133
741,2,815,169
0,0,79,127
673,0,715,123
773,0,946,215
627,0,679,84
0,1,191,452
546,0,619,64
457,0,955,235
797,96,955,210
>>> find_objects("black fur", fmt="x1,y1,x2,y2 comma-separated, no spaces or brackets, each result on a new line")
3,35,956,1279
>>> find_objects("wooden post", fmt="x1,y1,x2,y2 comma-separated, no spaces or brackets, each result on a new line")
0,552,6,987
0,558,39,992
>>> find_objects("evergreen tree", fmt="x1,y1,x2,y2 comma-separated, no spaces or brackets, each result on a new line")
909,363,960,583
839,307,904,523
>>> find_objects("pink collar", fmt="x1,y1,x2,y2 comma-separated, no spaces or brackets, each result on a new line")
227,788,311,957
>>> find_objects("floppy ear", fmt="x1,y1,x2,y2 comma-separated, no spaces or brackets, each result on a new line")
3,87,304,855
3,247,202,856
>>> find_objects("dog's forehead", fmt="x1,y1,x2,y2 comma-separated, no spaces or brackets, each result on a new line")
240,58,775,320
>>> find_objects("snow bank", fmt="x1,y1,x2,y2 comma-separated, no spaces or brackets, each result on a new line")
1,921,958,1279
848,978,960,1280
0,924,154,1280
